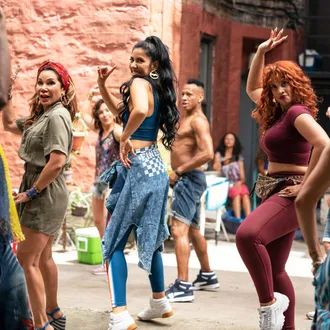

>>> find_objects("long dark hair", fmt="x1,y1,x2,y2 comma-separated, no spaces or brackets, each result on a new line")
216,132,242,160
119,36,179,149
92,98,105,132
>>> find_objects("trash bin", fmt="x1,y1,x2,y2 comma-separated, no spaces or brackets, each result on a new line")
75,227,102,265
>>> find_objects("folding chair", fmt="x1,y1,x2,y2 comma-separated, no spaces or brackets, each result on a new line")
200,173,230,244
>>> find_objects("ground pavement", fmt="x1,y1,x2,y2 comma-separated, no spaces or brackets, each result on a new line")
53,231,315,330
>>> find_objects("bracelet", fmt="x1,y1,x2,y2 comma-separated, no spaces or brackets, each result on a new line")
25,186,40,200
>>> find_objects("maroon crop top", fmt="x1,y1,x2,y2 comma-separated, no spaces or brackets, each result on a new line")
260,105,312,166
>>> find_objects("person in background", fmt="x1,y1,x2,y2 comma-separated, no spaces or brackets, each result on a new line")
0,7,33,329
165,79,219,303
256,146,269,176
97,35,180,329
82,97,122,274
321,108,330,253
3,60,77,330
236,28,329,330
295,142,330,329
213,132,251,219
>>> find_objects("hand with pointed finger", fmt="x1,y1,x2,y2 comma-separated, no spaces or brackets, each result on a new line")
97,65,117,86
258,27,288,55
278,184,301,198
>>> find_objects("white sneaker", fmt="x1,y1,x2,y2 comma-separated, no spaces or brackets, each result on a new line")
258,292,289,330
137,297,174,321
108,310,137,330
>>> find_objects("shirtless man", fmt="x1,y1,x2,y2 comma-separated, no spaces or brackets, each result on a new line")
165,79,219,302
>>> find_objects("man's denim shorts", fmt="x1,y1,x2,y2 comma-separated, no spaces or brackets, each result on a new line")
170,170,207,229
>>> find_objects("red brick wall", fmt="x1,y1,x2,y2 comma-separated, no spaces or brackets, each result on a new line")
179,2,302,148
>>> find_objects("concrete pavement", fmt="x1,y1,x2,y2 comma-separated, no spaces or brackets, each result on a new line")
53,231,315,330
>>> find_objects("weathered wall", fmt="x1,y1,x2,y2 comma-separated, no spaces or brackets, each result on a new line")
179,1,303,146
0,0,303,191
0,0,181,191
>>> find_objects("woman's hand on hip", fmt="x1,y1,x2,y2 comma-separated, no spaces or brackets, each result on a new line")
258,28,288,55
120,137,134,168
278,184,301,198
13,192,30,204
97,65,117,86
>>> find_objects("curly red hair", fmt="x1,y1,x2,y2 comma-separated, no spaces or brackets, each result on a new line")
253,60,318,131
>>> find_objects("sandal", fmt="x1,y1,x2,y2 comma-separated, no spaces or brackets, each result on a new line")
35,321,52,330
46,307,66,330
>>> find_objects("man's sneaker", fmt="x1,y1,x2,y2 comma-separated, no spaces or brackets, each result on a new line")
192,270,219,290
165,279,194,302
108,310,137,330
258,292,289,330
137,297,174,320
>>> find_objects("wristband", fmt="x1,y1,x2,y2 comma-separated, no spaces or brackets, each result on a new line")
25,186,40,200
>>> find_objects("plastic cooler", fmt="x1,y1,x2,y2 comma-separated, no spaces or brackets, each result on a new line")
75,227,103,265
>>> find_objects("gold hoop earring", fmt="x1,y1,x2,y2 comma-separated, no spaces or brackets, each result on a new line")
149,70,159,80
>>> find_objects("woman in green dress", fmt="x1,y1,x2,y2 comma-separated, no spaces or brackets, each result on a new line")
3,60,77,330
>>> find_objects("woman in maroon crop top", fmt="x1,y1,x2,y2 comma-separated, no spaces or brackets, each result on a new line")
235,28,329,330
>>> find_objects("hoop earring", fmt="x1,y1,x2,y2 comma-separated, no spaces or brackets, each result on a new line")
149,70,159,80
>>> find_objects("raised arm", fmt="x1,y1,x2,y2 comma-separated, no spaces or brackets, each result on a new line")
0,8,11,109
97,65,122,116
247,28,287,103
294,114,329,181
175,116,214,174
295,142,330,271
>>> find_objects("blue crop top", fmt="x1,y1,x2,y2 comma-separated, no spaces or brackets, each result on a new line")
121,82,160,141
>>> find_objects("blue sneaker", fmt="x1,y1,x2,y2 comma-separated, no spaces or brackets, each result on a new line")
192,270,219,290
165,279,194,302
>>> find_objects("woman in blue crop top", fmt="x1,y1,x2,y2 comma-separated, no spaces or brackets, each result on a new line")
97,36,179,329
235,29,329,330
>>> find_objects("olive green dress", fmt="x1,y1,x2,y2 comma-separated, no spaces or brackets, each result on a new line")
17,102,72,235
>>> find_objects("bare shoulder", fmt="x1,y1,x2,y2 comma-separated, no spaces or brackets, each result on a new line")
191,113,210,131
130,77,151,90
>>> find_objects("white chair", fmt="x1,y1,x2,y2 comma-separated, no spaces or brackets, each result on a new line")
200,173,230,244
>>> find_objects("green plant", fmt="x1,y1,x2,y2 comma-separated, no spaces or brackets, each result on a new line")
69,188,90,210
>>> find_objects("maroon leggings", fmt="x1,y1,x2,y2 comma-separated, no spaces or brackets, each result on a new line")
236,187,298,330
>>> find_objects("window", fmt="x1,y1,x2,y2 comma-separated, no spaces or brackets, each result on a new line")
199,34,215,120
